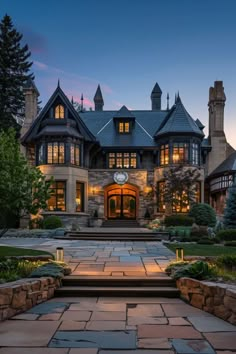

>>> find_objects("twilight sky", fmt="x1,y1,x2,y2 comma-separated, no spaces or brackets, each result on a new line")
1,0,236,148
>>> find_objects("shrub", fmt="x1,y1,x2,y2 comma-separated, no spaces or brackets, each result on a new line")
29,217,44,229
224,241,236,247
190,229,208,239
171,260,213,280
216,255,236,268
217,229,236,241
189,203,216,227
43,216,62,229
197,238,215,245
164,215,194,226
30,262,65,278
223,183,236,229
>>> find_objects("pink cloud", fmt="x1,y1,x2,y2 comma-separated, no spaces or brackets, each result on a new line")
34,60,48,70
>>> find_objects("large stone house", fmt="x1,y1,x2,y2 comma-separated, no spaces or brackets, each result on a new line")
21,80,235,227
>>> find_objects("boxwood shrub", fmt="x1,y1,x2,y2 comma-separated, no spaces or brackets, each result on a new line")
217,229,236,241
164,215,194,226
189,203,216,227
43,216,62,229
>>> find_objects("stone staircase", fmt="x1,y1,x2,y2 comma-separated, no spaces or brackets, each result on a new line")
102,220,140,228
56,231,169,241
54,275,180,297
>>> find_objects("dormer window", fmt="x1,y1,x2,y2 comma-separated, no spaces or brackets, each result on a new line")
119,122,130,133
55,104,64,119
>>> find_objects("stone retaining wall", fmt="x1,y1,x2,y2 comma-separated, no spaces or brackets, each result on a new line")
177,277,236,325
0,277,60,321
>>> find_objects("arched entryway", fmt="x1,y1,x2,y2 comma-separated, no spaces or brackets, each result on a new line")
104,183,139,220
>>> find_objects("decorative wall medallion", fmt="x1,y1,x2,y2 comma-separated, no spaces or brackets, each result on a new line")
113,171,128,185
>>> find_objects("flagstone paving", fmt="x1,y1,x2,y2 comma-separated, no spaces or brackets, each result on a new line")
0,237,235,353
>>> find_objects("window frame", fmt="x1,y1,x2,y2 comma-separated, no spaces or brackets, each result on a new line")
47,181,66,211
108,152,137,169
70,143,80,166
172,142,189,164
75,182,84,212
118,121,130,134
55,104,65,119
47,142,65,164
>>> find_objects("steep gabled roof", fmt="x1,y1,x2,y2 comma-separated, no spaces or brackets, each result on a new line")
21,85,96,144
113,105,135,119
155,96,204,137
209,151,236,177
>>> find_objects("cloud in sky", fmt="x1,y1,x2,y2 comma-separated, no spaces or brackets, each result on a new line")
32,59,112,109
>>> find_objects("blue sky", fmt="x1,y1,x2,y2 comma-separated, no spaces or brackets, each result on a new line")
1,0,236,147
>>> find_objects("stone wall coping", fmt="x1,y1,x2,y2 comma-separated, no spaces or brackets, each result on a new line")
42,212,90,216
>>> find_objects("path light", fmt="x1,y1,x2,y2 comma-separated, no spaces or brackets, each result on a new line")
176,247,184,262
56,247,64,262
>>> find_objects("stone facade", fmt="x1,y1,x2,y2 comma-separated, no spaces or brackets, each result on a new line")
0,277,60,321
88,169,154,223
177,277,236,325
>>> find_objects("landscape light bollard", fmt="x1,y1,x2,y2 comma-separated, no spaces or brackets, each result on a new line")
56,247,64,262
176,247,184,262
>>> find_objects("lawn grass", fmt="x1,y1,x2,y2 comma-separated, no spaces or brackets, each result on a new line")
0,246,53,257
166,243,236,256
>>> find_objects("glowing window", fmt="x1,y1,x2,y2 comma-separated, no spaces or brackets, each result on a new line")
47,181,66,211
108,152,137,168
160,144,169,165
47,142,65,164
118,122,130,133
70,144,80,165
55,104,64,119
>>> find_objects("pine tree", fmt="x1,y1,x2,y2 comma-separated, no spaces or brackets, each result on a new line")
0,14,33,131
223,182,236,229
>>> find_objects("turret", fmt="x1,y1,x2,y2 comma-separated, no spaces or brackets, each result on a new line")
151,82,162,110
94,84,104,111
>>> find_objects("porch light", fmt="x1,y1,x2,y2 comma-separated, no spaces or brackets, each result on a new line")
56,247,64,262
176,247,184,262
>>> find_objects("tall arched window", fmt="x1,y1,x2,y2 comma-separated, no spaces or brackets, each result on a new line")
55,104,64,119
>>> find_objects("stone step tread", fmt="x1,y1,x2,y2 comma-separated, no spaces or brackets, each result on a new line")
55,237,162,241
64,275,172,280
56,286,179,291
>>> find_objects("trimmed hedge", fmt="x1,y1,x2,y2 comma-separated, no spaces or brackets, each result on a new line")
43,216,62,229
217,229,236,241
189,203,216,227
224,241,236,247
165,215,194,226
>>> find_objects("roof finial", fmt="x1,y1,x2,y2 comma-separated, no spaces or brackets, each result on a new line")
81,93,84,111
175,93,177,104
167,92,169,110
57,79,60,88
71,96,74,105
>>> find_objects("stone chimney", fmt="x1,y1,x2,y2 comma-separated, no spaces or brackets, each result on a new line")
21,78,39,137
206,81,227,175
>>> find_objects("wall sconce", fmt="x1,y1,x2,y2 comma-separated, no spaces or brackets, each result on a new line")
176,247,184,262
56,247,64,262
91,186,96,195
144,186,152,194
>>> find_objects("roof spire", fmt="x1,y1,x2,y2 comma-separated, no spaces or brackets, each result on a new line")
94,84,104,111
175,93,177,104
71,96,74,105
57,79,60,88
167,92,169,110
151,82,162,110
81,93,84,111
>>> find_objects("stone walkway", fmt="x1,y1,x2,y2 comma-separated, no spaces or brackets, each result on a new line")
0,238,236,353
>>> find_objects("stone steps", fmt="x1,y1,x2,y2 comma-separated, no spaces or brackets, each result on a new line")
62,275,175,287
55,285,180,297
56,231,169,241
55,275,179,298
102,220,140,228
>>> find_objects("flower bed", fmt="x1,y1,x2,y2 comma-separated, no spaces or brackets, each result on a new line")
0,277,60,321
177,277,236,325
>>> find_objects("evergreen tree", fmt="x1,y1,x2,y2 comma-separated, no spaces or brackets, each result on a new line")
0,129,53,236
223,181,236,229
0,14,33,131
